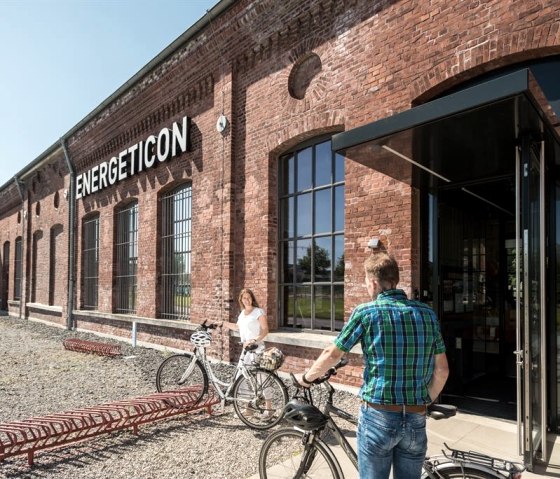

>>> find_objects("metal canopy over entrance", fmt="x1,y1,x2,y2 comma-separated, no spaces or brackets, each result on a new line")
332,69,560,469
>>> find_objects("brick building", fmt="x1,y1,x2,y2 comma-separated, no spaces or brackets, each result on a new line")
1,0,559,467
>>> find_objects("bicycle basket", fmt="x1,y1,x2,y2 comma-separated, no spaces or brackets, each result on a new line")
258,347,284,371
190,330,212,347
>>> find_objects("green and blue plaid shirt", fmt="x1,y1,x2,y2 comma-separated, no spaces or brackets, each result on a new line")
334,289,446,405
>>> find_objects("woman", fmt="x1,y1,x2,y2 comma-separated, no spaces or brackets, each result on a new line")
220,288,271,417
220,288,269,359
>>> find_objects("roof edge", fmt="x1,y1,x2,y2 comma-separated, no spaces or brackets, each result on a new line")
0,0,236,193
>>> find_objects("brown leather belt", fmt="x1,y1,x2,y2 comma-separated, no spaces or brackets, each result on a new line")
363,401,427,414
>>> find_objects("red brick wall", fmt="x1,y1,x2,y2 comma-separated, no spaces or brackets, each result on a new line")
1,0,559,385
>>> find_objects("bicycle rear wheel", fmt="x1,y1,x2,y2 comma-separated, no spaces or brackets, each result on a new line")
259,429,342,479
422,464,503,478
232,369,288,430
155,353,208,405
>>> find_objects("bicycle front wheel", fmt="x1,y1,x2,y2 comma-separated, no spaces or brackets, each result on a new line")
155,353,208,405
259,429,342,479
422,464,503,478
232,369,288,430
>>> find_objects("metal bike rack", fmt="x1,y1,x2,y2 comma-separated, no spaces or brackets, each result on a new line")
62,338,122,357
0,386,218,466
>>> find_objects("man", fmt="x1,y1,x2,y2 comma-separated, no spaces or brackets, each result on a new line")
296,252,449,479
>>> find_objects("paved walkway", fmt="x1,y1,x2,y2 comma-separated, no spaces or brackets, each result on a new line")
251,412,560,478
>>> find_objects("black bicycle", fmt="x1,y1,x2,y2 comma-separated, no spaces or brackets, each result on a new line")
258,360,525,478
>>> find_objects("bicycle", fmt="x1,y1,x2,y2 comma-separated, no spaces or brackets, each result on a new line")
258,359,526,478
156,321,288,430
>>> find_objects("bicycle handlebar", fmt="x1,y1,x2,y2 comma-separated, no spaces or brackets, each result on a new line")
290,357,349,388
198,320,219,331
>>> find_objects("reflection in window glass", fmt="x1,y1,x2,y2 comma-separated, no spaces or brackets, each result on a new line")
334,285,344,330
296,239,312,283
297,193,312,237
279,138,345,332
281,197,294,238
297,147,312,191
315,189,331,234
315,141,332,187
295,285,312,328
334,185,345,232
314,285,331,330
333,235,344,282
282,241,294,283
283,285,295,327
334,153,344,183
314,237,331,282
280,155,294,195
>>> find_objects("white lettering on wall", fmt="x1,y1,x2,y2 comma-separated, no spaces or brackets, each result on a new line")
75,115,190,199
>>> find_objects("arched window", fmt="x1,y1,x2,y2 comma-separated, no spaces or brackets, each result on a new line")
279,139,345,332
82,215,99,310
114,201,138,314
49,225,64,306
159,183,192,319
1,242,9,310
31,231,43,303
14,237,23,301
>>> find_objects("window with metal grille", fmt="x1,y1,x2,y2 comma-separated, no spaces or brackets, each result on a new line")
82,215,99,310
159,184,192,320
279,139,345,332
31,230,43,303
114,202,138,314
49,225,63,306
2,242,10,310
14,237,22,301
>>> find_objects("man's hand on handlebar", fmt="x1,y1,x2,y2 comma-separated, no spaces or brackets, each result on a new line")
242,338,257,349
292,358,349,389
293,374,311,389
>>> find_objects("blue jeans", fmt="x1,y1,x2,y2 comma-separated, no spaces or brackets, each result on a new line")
357,404,427,479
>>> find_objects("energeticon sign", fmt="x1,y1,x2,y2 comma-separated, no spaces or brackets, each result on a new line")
76,115,191,199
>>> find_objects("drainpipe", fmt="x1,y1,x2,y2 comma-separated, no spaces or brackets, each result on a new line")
61,139,76,330
13,176,25,319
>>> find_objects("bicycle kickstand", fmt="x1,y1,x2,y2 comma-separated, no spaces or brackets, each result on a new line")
212,398,227,415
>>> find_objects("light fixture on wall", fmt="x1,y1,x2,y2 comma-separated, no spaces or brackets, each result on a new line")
63,189,68,200
216,114,228,134
368,237,380,250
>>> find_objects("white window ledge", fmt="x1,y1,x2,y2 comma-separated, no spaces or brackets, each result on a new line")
232,329,363,355
71,311,363,355
27,303,63,313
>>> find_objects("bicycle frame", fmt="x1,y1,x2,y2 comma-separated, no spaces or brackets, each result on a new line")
321,402,359,470
292,376,523,479
316,401,520,478
191,343,261,405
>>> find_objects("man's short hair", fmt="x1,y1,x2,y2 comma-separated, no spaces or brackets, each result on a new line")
364,253,399,285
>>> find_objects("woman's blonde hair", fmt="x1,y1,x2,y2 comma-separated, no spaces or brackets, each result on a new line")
238,288,259,309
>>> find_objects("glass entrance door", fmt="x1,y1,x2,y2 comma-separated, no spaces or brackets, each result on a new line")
518,138,547,468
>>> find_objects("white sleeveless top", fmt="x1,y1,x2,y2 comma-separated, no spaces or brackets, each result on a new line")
237,307,265,344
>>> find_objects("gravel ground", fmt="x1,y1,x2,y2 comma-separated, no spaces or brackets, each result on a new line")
0,315,360,479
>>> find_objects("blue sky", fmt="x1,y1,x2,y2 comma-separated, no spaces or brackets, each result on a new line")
0,0,218,189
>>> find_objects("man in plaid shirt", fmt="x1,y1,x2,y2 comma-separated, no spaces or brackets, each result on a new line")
296,253,449,479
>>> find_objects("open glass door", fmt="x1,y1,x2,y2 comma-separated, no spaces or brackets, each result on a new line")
518,137,547,469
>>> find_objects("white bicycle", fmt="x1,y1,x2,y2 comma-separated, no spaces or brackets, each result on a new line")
156,321,288,430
